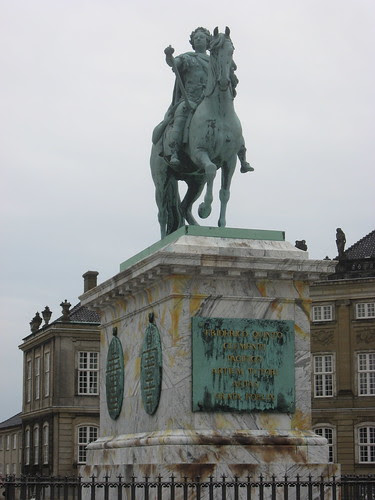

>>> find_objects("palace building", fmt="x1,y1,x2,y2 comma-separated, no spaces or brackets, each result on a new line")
0,272,100,477
311,230,375,473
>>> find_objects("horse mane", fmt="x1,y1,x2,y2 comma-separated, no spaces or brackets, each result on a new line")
204,32,235,97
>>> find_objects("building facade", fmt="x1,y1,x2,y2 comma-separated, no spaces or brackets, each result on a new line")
0,271,101,478
0,414,22,478
311,230,375,474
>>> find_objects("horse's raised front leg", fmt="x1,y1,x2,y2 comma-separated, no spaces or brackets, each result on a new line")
218,156,236,227
191,149,217,219
180,177,205,226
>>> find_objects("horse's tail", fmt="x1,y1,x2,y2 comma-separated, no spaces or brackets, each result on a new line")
165,175,184,234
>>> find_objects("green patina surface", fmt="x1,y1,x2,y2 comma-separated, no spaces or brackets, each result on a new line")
141,320,162,415
120,226,285,272
192,317,295,413
106,331,124,420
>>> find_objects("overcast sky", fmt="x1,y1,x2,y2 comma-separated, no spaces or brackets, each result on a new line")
0,0,374,422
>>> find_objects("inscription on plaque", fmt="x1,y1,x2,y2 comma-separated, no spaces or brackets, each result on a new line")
192,317,295,412
141,313,162,415
106,327,124,420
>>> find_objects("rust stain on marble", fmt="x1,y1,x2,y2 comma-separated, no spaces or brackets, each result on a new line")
270,298,283,318
189,295,205,317
214,414,232,430
256,280,268,297
160,304,167,328
258,414,279,433
292,409,310,430
296,297,311,318
145,287,153,304
170,298,183,345
134,357,141,377
171,275,188,294
295,323,309,340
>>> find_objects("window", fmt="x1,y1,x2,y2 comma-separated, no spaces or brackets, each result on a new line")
33,425,39,465
356,302,375,319
44,351,50,397
26,359,32,402
35,356,40,400
314,427,335,463
25,428,30,465
42,423,49,464
6,435,10,450
313,354,334,397
0,436,3,449
77,426,98,464
312,305,333,322
358,353,375,396
13,434,17,450
358,426,375,463
78,352,99,395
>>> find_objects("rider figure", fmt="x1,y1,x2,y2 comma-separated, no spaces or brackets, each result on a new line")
164,27,253,173
165,27,211,168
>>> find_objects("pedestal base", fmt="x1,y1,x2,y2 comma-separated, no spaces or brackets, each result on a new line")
80,228,339,499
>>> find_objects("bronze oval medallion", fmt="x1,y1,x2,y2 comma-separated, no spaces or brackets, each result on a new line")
141,315,162,415
106,328,124,420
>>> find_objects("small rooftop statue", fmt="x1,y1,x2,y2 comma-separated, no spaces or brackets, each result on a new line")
42,306,52,325
151,27,253,238
336,228,346,259
295,240,308,251
30,312,43,333
60,300,71,322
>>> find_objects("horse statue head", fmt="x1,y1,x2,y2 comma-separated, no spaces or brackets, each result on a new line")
205,26,236,97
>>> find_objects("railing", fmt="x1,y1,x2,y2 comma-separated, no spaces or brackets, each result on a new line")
1,474,375,500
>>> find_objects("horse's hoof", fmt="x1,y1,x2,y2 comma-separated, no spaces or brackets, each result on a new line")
198,203,211,219
240,162,254,173
218,219,226,228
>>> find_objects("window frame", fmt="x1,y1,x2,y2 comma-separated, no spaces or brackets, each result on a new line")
313,353,335,398
356,424,375,464
35,356,40,400
44,351,50,398
33,425,39,465
313,425,336,463
312,304,334,323
42,423,49,465
356,302,375,320
78,352,99,395
25,427,30,465
77,425,98,465
26,358,32,403
357,352,375,396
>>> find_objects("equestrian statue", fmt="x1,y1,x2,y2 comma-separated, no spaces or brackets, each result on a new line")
150,26,253,238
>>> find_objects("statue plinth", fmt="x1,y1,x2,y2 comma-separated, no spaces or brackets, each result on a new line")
80,227,339,490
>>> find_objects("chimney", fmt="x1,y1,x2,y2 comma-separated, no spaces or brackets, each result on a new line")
83,271,99,293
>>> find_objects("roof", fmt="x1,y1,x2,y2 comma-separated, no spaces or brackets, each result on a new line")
344,230,375,259
23,302,100,341
0,412,22,430
331,229,375,279
56,302,100,324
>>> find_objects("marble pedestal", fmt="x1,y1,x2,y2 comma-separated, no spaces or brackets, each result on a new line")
80,227,339,495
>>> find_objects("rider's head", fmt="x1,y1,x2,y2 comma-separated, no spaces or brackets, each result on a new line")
189,27,211,52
